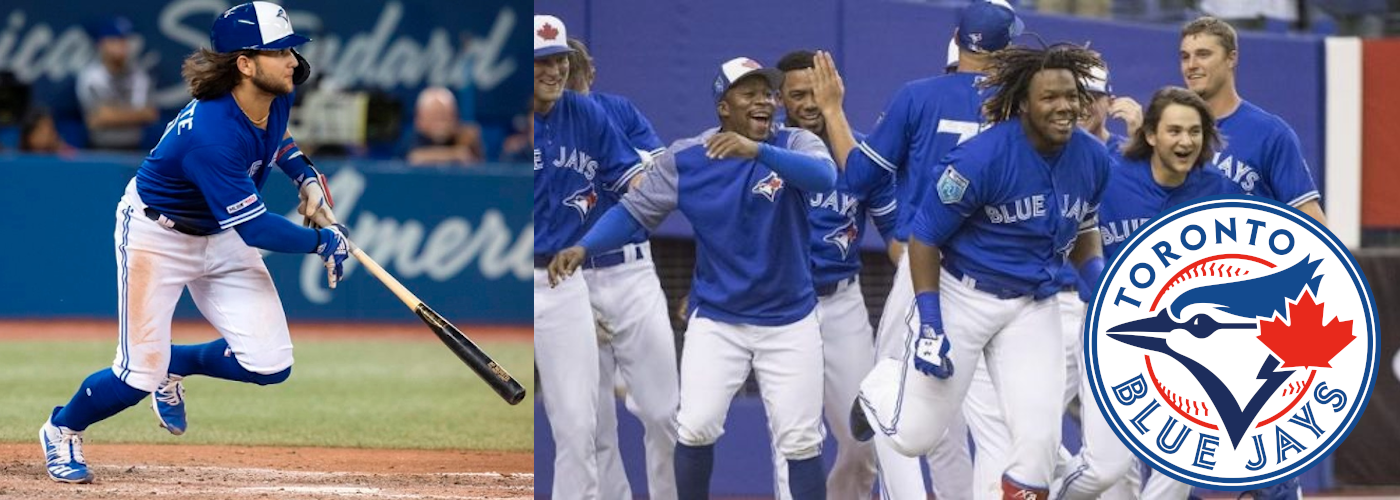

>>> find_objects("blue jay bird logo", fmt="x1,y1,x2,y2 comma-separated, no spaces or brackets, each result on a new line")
824,218,860,260
752,172,785,202
1083,196,1377,491
564,185,598,221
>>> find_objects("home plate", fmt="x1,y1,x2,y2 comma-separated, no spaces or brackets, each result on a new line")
238,486,381,495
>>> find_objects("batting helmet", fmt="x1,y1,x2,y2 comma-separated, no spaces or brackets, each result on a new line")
210,1,313,84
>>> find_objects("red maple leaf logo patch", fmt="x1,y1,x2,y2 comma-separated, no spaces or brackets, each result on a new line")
1256,289,1355,369
537,23,559,41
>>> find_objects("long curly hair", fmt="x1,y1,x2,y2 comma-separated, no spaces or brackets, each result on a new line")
182,48,259,101
979,43,1105,123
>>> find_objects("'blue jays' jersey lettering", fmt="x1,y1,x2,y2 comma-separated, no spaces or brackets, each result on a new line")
622,127,835,326
1211,100,1319,206
534,91,645,256
912,121,1111,299
585,91,665,249
846,72,988,241
135,92,293,234
1098,158,1243,261
808,131,897,289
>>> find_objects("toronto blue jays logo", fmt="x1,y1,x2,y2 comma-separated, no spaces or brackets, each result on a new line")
564,184,598,222
752,172,785,202
1084,196,1377,491
824,218,860,260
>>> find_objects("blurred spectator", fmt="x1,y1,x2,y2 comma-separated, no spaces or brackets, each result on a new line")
1037,0,1110,18
1196,0,1294,30
502,109,530,163
1313,0,1387,36
399,87,484,166
77,16,158,151
21,107,76,156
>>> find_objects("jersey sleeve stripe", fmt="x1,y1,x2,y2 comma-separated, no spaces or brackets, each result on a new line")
609,161,647,192
869,201,898,217
648,147,666,157
856,142,898,173
218,204,268,230
1287,191,1321,208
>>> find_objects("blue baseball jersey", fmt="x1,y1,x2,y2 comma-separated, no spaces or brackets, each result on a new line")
622,127,835,326
534,90,645,256
591,92,665,156
586,91,665,249
1105,132,1128,160
809,131,897,290
135,93,294,234
1098,158,1243,261
846,72,988,241
912,120,1112,300
1211,100,1319,206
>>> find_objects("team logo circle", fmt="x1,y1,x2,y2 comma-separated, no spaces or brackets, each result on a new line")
1084,196,1378,490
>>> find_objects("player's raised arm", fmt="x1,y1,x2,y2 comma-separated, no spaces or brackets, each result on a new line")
811,50,855,169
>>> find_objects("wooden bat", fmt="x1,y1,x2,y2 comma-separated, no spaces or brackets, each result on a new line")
346,241,526,405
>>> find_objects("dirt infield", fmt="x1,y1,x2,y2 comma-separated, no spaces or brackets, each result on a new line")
0,319,532,343
0,443,532,499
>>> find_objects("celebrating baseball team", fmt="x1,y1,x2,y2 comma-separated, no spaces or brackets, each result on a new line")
534,0,1327,498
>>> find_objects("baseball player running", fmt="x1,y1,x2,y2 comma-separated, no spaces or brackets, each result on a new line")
1155,17,1326,500
1052,86,1242,500
845,2,1028,497
961,63,1145,500
853,43,1113,500
549,57,836,500
39,2,347,484
565,37,680,500
533,15,647,500
765,49,897,500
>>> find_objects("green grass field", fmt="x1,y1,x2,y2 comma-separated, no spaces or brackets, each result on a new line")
0,339,533,451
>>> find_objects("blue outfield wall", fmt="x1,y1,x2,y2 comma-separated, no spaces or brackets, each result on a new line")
0,155,532,324
535,0,1327,249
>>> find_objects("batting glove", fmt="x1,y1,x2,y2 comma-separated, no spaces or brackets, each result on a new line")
912,291,953,379
297,166,337,228
316,224,351,289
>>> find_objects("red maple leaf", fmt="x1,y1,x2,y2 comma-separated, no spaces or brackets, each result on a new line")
537,23,559,41
1256,289,1355,369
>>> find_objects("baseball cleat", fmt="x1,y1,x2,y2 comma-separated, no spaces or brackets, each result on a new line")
152,374,187,435
850,399,873,442
40,408,94,484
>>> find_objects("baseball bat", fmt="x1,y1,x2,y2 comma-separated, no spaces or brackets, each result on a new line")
346,240,527,405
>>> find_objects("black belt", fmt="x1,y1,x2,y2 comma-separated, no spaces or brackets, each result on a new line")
815,276,857,297
944,266,1030,300
534,245,646,270
144,208,216,236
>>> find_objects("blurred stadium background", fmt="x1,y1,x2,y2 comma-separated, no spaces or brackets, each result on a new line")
533,0,1400,498
0,0,533,498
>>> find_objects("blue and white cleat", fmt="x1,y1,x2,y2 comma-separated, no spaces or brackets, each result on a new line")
151,374,187,435
40,407,94,484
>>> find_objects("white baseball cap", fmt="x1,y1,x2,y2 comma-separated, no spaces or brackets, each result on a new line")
534,15,573,59
1085,65,1111,95
712,57,783,102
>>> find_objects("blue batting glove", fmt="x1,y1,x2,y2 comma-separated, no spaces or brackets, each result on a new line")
912,291,953,379
1077,256,1105,303
316,224,351,288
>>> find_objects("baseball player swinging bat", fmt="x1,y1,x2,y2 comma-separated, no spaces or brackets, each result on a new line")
347,238,527,405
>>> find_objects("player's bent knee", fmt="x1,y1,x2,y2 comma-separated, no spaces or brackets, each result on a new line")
247,366,292,385
676,423,722,447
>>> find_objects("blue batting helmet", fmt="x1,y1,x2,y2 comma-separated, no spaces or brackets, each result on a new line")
210,1,311,53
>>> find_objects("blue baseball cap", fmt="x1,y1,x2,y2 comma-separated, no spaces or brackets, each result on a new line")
712,57,782,103
89,17,134,41
210,1,311,53
957,0,1024,54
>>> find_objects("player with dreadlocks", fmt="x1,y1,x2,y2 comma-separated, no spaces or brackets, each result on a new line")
852,43,1114,500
